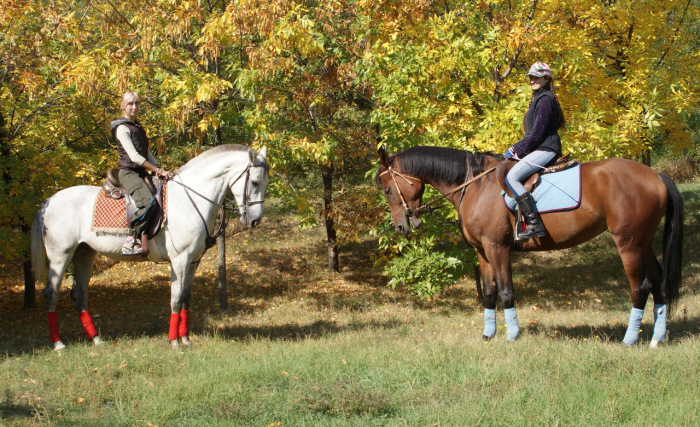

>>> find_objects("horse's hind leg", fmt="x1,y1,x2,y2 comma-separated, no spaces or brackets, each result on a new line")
70,244,102,346
43,251,73,351
644,247,667,348
617,244,655,346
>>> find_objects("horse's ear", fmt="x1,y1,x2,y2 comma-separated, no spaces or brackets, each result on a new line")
259,146,267,160
378,144,389,167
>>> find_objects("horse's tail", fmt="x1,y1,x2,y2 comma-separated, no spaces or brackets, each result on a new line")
659,173,683,315
31,200,49,285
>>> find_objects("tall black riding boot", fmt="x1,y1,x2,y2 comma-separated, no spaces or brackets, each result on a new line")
515,193,546,239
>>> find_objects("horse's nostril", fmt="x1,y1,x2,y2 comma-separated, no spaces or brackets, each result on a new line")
396,224,405,234
251,219,259,228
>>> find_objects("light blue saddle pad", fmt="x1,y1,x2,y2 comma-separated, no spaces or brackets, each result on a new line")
503,164,582,213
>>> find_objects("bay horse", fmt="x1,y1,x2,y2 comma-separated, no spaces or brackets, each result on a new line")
376,146,683,347
32,145,269,350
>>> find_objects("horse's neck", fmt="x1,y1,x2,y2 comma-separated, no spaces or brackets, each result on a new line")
423,155,500,200
172,153,246,208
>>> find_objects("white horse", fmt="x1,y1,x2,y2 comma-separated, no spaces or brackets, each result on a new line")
32,145,269,350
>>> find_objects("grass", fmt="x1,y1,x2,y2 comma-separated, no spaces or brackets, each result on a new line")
0,183,698,426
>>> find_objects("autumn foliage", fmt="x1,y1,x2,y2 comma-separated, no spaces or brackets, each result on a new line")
1,0,699,265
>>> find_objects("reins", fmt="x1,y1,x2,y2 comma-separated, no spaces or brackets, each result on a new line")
170,163,264,249
380,165,497,218
414,166,496,215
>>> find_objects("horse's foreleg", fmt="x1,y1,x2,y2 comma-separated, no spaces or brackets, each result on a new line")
169,259,197,347
70,245,102,346
479,248,519,341
485,245,520,341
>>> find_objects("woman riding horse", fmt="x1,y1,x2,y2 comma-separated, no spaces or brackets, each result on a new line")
110,92,174,255
504,62,566,240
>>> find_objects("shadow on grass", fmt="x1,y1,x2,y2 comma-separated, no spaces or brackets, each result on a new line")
0,402,36,421
525,312,700,344
215,318,404,342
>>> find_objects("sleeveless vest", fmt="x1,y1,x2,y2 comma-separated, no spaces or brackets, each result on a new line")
524,90,562,156
110,118,150,171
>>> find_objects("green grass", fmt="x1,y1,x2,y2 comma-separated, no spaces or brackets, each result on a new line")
0,184,698,426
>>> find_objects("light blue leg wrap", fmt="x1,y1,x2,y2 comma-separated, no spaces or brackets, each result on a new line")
652,304,667,342
483,308,496,338
622,307,645,346
504,307,520,341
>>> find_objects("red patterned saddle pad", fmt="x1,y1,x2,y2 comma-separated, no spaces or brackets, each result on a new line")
90,185,168,234
91,191,130,234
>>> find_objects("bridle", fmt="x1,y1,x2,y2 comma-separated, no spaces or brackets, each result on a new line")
170,161,267,248
379,166,423,220
380,164,497,225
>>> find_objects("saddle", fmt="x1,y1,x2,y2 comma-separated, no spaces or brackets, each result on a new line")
496,154,577,198
102,168,165,257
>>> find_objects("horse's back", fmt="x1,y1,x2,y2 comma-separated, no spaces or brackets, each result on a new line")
44,185,102,218
40,185,104,246
582,158,667,201
580,157,667,233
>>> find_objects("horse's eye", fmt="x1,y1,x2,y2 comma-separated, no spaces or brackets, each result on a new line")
384,187,391,195
251,181,259,187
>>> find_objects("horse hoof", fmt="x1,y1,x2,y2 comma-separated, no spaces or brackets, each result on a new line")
54,341,66,351
180,337,192,346
650,339,661,349
482,335,494,342
92,336,104,346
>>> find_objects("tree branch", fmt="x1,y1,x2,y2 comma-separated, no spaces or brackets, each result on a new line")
493,0,538,101
654,0,692,70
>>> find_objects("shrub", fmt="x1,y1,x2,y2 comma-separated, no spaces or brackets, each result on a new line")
653,154,699,183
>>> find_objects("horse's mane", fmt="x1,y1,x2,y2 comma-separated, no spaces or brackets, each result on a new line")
177,144,260,173
376,146,495,187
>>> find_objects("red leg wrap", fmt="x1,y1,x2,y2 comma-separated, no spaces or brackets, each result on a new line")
168,313,180,341
47,311,61,343
179,310,190,338
79,310,99,339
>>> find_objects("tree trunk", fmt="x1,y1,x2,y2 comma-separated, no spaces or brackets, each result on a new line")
214,126,228,314
23,260,35,308
217,229,228,314
322,164,339,272
0,113,33,307
22,223,35,308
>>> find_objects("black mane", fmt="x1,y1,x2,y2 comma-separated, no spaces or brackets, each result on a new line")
377,146,494,187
